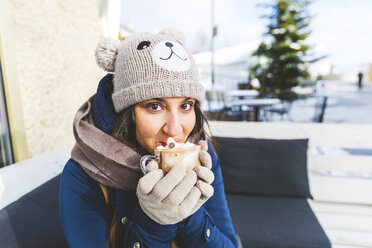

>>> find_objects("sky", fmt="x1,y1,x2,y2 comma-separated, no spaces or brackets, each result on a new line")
120,0,372,74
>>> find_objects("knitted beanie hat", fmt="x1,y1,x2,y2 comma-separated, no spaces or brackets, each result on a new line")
95,29,205,113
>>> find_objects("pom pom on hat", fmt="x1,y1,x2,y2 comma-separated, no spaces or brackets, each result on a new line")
95,38,120,72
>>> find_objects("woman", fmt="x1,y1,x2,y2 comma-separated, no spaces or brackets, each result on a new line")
59,30,238,248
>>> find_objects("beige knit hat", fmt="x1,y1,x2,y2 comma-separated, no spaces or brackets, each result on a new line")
95,29,205,113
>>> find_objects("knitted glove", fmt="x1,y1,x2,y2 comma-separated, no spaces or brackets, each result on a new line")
189,140,214,215
137,162,200,225
136,140,214,225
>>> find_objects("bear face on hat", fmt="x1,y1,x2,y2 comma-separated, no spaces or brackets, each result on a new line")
95,30,204,113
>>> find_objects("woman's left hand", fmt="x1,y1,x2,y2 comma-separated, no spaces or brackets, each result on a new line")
190,140,215,214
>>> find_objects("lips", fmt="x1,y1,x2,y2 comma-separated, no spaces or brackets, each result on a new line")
157,141,167,147
156,138,183,147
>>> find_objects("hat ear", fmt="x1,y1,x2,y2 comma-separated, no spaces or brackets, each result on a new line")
158,28,186,44
95,38,120,72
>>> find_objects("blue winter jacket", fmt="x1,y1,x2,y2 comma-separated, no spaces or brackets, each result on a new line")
59,75,238,248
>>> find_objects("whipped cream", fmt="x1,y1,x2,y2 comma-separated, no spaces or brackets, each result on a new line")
156,137,195,150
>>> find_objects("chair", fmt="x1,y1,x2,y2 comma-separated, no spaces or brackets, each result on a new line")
262,100,293,121
313,96,328,123
223,92,258,121
205,89,225,120
223,103,254,121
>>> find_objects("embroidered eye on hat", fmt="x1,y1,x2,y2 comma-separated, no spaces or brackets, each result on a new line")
95,29,205,113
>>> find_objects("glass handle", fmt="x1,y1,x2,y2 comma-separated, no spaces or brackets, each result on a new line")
140,155,158,174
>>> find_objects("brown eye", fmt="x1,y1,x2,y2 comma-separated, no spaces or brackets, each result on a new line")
137,41,151,50
146,103,162,111
180,102,193,111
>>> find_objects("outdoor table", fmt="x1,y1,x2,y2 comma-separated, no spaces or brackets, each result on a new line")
225,90,259,99
224,98,281,121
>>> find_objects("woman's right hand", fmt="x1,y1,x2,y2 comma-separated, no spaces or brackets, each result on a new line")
136,161,201,225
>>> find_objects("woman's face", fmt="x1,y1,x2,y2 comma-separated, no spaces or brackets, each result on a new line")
134,97,196,153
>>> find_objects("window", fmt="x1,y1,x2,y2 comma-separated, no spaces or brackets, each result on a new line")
0,59,13,167
0,0,28,166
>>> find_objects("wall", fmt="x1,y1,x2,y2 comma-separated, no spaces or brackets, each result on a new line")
8,0,103,157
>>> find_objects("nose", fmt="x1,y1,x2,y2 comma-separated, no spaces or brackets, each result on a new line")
162,112,182,137
165,42,173,48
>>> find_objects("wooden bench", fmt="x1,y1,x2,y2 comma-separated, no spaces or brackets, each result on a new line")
209,121,372,248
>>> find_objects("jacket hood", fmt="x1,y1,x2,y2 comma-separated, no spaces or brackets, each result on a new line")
93,74,118,134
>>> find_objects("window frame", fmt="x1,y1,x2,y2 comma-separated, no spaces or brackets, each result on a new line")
0,0,29,163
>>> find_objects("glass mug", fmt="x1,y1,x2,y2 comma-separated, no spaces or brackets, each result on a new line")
140,145,201,174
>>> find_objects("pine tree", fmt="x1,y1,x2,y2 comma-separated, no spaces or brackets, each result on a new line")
250,0,312,100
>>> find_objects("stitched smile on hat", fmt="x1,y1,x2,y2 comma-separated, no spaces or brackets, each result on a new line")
152,40,191,72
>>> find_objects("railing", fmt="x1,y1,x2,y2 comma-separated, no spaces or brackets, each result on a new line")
199,72,248,90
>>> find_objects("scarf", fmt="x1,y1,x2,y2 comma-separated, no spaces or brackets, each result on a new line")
71,94,204,191
71,96,143,191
